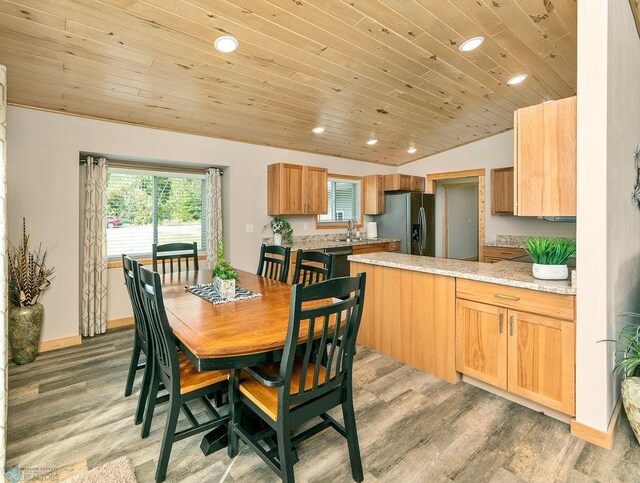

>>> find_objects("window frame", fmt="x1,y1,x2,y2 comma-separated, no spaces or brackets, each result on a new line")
315,173,364,229
105,167,208,264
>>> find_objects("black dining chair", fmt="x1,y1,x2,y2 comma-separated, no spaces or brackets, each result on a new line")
152,242,199,273
257,244,291,283
136,264,229,482
122,255,154,425
291,249,334,286
227,273,367,483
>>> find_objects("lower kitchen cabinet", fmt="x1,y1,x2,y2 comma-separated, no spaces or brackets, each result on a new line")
507,310,575,415
456,283,575,416
456,299,508,390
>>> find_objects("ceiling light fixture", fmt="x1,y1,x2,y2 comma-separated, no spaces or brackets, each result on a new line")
407,147,417,154
312,126,325,134
214,35,238,53
366,138,378,145
458,36,485,52
506,73,528,86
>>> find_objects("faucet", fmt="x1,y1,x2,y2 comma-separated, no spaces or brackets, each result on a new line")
346,219,355,242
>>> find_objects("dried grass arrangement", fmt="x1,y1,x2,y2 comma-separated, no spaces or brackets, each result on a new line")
8,219,55,307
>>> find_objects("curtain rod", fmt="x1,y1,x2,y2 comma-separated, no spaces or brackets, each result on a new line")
79,157,223,175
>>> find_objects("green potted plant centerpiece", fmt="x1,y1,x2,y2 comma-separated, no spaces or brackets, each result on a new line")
8,219,55,365
608,313,640,445
212,239,238,298
524,237,576,281
265,217,293,246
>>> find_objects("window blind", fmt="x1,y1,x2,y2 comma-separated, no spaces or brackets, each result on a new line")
318,176,362,224
106,168,207,259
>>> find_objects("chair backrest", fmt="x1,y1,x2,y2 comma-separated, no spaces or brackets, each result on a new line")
136,264,180,391
292,250,334,286
278,273,366,414
257,244,291,283
152,242,199,273
122,255,150,351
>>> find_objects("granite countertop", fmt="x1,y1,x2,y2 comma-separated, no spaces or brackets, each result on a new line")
348,252,576,295
284,237,400,251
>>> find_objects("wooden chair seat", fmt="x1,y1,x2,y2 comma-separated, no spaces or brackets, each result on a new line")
178,352,229,395
239,360,328,420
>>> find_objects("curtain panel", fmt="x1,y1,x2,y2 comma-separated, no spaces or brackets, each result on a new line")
81,157,108,337
205,168,223,267
0,64,7,474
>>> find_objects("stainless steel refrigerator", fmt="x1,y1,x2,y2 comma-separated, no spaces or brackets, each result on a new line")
372,192,435,256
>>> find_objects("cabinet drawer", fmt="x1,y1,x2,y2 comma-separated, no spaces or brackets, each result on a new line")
385,241,400,252
482,246,526,260
456,279,574,321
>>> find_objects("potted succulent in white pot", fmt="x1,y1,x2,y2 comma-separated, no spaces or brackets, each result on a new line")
8,219,55,365
264,217,293,246
607,314,640,445
524,237,576,281
212,239,238,298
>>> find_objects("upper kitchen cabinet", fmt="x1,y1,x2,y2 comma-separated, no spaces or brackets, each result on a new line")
363,175,385,215
491,167,514,215
384,174,425,192
267,163,328,215
514,96,576,216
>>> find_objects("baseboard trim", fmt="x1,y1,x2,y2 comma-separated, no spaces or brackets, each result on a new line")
570,397,623,449
39,334,83,352
106,316,134,330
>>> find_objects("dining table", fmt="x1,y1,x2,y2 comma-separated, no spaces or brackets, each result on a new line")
159,267,327,455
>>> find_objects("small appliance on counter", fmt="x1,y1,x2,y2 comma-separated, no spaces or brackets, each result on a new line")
366,222,378,239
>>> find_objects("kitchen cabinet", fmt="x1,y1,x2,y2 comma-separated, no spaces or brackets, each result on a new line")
456,299,508,389
351,241,400,254
456,279,575,415
491,167,514,215
363,175,385,215
514,96,576,216
384,174,425,192
267,163,327,215
481,246,526,263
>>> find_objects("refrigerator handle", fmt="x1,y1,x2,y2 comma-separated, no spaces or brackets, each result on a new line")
418,206,426,255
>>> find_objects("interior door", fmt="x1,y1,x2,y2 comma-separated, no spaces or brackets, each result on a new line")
456,299,508,389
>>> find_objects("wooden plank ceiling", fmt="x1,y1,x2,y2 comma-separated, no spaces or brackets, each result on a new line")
0,0,577,165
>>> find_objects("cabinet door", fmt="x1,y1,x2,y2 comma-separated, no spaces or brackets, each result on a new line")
364,175,385,215
491,168,514,215
515,96,576,216
410,176,425,192
279,164,305,214
456,299,508,389
304,166,328,214
507,311,575,415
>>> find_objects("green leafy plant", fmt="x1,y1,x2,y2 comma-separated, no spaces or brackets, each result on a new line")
524,237,576,265
604,313,640,377
212,239,238,281
264,217,293,243
8,219,55,307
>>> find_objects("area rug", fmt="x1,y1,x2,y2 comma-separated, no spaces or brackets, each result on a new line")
63,456,137,483
186,282,262,304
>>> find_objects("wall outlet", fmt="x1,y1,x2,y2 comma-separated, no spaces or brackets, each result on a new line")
245,224,254,233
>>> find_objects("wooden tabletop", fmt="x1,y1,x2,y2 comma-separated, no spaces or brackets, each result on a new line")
161,269,296,370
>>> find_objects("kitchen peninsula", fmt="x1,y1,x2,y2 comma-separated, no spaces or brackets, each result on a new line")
349,252,576,417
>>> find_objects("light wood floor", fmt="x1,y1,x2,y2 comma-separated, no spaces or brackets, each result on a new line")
7,328,640,482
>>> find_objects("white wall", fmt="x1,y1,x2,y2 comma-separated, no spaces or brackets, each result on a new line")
575,0,640,432
401,131,577,242
7,106,395,341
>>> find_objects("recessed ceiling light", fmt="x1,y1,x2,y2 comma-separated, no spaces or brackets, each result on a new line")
407,147,417,154
366,138,378,145
312,126,325,134
214,35,238,53
507,73,528,86
459,36,485,52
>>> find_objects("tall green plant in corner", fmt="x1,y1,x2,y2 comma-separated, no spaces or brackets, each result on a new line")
7,219,55,364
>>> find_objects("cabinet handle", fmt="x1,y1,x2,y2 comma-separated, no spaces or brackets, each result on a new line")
495,294,520,301
509,315,514,336
499,313,504,333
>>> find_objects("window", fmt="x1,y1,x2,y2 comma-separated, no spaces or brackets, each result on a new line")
106,169,206,259
317,175,362,226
